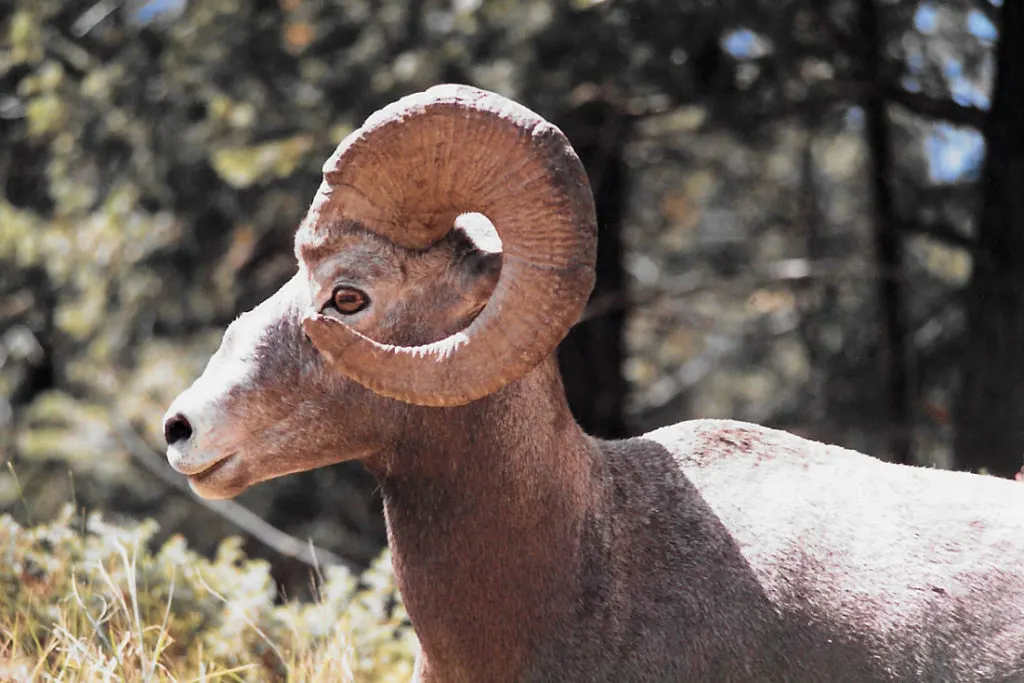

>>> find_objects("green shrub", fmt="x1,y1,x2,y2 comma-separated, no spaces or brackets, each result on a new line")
0,505,417,681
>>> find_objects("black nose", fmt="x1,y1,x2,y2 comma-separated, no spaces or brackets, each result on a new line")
163,413,193,446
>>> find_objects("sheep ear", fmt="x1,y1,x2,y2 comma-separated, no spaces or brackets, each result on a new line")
462,248,502,282
452,212,502,293
452,242,502,304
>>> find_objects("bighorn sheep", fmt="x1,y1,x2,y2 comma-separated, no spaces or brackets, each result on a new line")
163,84,1024,682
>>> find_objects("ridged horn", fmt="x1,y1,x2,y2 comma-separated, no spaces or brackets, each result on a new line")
298,84,597,407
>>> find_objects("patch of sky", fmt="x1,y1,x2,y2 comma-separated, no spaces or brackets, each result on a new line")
721,28,772,60
943,57,963,80
900,75,923,93
925,124,984,184
966,9,997,44
914,3,939,35
943,57,991,110
907,51,926,74
844,106,865,130
131,0,186,25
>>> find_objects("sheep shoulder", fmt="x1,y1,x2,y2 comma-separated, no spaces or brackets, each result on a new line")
563,418,1024,681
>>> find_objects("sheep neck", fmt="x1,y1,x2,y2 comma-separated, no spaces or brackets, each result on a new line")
365,358,597,682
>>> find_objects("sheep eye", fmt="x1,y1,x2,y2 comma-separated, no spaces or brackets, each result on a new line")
329,286,369,315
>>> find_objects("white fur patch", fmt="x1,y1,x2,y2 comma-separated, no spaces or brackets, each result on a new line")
453,212,502,254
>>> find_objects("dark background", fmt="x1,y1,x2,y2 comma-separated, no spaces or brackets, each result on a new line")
2,0,1020,592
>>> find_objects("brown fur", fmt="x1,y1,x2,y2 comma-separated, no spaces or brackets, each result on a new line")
165,225,1024,682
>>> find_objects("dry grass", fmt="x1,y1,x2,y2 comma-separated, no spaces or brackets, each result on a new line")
0,505,417,682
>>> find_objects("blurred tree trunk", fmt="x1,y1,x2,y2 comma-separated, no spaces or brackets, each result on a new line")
859,0,913,465
555,99,632,439
955,1,1024,478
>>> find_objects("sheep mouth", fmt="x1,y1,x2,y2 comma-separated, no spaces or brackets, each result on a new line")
188,454,235,484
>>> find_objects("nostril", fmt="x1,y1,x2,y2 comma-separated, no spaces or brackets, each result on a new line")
164,413,193,446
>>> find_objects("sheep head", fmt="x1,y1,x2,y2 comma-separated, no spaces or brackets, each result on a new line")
162,225,504,499
162,84,597,498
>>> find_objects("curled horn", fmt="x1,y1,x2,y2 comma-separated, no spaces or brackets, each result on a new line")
299,84,597,407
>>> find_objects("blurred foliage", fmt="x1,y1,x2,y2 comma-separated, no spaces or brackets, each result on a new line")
0,505,415,681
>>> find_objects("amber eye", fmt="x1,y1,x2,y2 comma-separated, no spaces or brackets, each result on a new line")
329,286,369,315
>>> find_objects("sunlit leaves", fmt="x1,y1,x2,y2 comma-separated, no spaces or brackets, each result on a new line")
210,135,316,189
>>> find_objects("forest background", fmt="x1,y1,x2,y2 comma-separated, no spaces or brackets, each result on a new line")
1,0,1021,678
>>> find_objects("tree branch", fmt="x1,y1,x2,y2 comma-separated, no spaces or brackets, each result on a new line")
882,86,987,129
897,219,976,251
